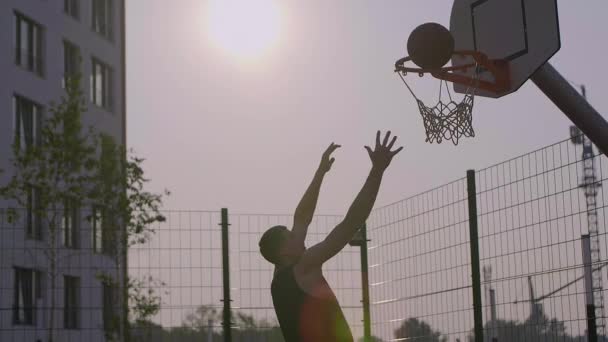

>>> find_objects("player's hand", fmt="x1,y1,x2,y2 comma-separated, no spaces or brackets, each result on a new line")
319,142,341,173
365,131,403,171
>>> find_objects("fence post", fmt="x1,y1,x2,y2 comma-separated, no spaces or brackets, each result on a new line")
467,170,484,342
220,208,232,342
361,225,372,342
350,224,372,341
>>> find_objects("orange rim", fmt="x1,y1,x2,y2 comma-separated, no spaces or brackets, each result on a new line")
394,50,511,94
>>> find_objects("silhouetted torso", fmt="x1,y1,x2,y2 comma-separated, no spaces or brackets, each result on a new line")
271,265,353,342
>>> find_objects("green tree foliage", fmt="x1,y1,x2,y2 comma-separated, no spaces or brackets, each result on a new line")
130,305,285,342
473,304,587,342
92,131,169,340
1,76,168,342
1,76,98,342
394,318,447,342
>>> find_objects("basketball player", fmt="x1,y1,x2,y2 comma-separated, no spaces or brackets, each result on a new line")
259,131,402,341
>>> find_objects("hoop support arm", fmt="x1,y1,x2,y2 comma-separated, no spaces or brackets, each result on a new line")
532,62,608,157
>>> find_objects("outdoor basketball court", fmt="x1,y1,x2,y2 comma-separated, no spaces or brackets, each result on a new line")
127,2,608,342
3,1,608,342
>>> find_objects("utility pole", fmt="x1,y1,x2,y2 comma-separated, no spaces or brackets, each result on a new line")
570,85,605,339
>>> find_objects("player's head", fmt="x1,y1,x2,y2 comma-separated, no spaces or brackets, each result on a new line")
259,225,291,265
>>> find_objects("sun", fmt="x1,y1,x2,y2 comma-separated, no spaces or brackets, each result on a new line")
206,0,282,61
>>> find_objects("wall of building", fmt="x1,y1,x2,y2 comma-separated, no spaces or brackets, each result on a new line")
0,1,125,341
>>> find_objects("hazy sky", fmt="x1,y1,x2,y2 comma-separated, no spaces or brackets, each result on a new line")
126,0,608,215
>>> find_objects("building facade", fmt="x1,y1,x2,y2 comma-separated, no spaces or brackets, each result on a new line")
0,1,126,341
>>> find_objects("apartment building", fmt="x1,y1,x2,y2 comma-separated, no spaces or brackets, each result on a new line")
0,1,126,341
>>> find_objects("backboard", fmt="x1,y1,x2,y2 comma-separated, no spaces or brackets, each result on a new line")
450,0,561,98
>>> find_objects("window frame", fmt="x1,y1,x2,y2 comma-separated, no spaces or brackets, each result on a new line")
62,40,81,88
92,0,114,41
12,267,43,326
92,206,116,255
91,58,114,111
92,206,104,254
102,281,117,332
25,185,43,240
64,0,80,20
63,275,80,330
13,94,42,151
14,11,45,77
62,198,80,249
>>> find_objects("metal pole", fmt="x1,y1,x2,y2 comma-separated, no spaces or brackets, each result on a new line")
360,224,372,342
467,170,484,342
221,208,232,342
349,225,372,341
583,234,599,342
531,62,608,156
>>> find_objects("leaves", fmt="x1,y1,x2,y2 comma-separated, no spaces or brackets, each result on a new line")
394,318,447,342
0,74,169,342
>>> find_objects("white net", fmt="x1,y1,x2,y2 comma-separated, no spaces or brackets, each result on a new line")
398,73,477,145
416,92,474,144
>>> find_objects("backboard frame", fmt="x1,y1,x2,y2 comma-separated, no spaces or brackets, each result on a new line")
450,0,561,98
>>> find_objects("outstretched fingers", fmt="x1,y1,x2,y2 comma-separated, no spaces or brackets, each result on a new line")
324,142,341,157
387,135,397,150
382,131,391,147
391,146,404,156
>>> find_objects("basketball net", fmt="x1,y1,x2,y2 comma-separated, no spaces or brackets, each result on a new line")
398,71,477,145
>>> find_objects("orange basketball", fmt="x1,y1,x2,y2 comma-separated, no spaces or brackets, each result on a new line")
407,23,455,69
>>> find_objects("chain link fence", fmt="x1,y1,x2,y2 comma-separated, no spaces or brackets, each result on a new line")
2,135,607,342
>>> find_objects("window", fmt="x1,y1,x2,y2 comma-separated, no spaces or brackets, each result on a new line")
64,276,80,329
13,267,42,325
92,206,115,255
26,186,43,240
92,207,104,253
92,0,113,40
103,282,116,332
64,0,80,19
62,199,80,249
63,40,80,88
91,58,113,110
14,12,44,76
13,95,41,150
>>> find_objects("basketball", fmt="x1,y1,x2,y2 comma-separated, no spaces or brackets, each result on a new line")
407,23,455,69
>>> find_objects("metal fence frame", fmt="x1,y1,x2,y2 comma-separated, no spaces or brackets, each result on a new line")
2,135,607,342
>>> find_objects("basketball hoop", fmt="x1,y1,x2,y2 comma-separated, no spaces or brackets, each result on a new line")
395,50,510,145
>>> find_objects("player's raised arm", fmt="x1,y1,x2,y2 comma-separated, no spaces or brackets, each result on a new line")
298,131,403,269
290,143,341,247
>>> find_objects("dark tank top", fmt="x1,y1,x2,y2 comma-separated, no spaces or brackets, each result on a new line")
271,265,353,342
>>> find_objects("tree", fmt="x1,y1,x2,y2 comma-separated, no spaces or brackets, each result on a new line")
1,76,99,342
471,305,583,342
180,305,285,342
394,318,447,342
1,76,168,342
92,131,169,341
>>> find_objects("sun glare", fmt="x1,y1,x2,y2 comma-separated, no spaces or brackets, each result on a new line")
206,0,282,61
